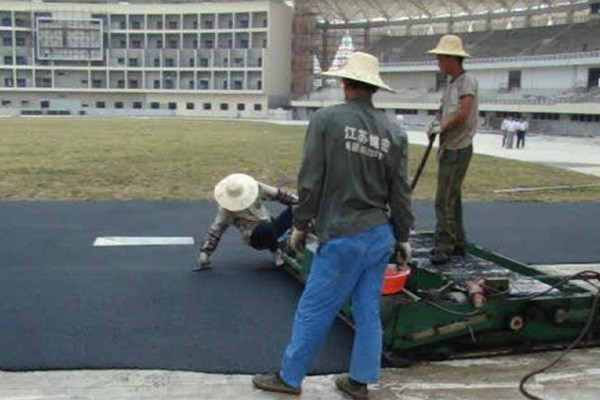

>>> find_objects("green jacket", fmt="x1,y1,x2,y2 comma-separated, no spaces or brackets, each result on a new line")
294,96,413,242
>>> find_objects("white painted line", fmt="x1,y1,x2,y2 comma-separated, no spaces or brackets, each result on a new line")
93,237,195,247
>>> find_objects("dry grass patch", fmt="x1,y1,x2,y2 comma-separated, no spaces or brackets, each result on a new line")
0,117,598,201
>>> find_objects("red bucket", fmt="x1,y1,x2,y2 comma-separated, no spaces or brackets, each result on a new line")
381,265,411,295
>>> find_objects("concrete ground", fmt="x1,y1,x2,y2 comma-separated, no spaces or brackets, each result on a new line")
3,128,600,400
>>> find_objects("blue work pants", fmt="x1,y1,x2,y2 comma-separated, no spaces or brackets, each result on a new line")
280,222,394,387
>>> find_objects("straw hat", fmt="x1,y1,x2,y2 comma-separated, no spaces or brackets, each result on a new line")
322,51,395,93
214,173,259,212
427,35,471,58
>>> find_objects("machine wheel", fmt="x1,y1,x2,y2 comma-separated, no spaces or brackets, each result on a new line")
507,314,526,332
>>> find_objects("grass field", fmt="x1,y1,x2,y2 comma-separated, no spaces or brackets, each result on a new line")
1,117,599,201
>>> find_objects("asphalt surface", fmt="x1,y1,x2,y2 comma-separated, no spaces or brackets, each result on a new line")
1,199,599,373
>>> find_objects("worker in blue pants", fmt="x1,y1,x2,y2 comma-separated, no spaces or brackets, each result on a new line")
281,223,394,387
253,51,413,400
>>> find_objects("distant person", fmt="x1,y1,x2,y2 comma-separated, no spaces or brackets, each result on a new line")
500,116,512,147
195,173,297,270
504,115,517,149
426,35,479,265
252,52,413,400
516,117,528,149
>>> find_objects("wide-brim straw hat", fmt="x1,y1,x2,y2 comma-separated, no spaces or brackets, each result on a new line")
427,35,471,58
322,51,396,93
214,173,259,212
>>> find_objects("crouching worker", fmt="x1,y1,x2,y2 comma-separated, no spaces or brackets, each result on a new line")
194,173,298,271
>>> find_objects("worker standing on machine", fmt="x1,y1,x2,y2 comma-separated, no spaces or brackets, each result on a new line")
426,35,479,265
195,173,297,270
252,52,413,400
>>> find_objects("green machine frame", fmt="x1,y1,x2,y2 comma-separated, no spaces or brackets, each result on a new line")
281,232,600,365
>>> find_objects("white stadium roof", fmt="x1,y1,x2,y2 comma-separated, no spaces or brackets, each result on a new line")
290,0,592,25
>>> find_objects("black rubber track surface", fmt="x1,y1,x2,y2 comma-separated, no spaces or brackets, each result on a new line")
0,200,598,373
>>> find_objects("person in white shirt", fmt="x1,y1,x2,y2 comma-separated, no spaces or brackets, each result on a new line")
516,118,529,149
504,116,517,149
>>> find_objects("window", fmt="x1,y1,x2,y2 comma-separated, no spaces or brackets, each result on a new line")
233,80,243,89
168,102,177,110
156,21,163,29
132,40,142,49
165,58,175,67
188,80,195,89
168,21,178,29
256,80,262,90
92,79,103,88
120,40,126,48
204,40,213,49
132,21,141,29
156,40,163,49
203,103,212,110
117,80,125,88
2,18,11,27
96,101,105,108
4,56,12,65
41,100,50,108
154,58,160,67
168,40,178,49
254,103,262,111
150,102,160,109
4,77,13,87
16,56,25,65
508,70,521,90
17,78,26,87
186,102,195,110
117,57,125,65
16,37,25,46
154,80,160,89
222,80,228,89
2,37,11,46
165,79,174,89
1,100,11,106
200,58,209,67
237,103,245,111
200,80,209,89
204,21,214,29
220,103,229,110
133,102,142,109
240,40,248,49
115,102,124,109
129,58,138,67
189,58,195,67
129,80,139,88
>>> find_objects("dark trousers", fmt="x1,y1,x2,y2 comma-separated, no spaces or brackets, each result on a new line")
249,207,293,252
516,131,526,148
434,145,473,252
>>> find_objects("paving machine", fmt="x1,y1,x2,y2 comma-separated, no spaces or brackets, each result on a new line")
280,232,600,366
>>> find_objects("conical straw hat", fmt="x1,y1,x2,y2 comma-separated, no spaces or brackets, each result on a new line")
214,173,259,212
427,35,471,58
322,51,395,93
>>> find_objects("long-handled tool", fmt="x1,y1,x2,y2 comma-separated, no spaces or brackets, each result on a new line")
410,133,437,191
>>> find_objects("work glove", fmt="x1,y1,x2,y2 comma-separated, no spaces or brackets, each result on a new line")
427,120,442,138
395,242,412,266
289,228,307,255
193,251,212,271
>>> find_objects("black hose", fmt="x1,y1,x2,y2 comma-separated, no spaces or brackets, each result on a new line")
519,271,600,400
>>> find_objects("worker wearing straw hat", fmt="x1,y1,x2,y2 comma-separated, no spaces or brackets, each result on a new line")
253,52,413,400
426,35,479,265
195,173,298,270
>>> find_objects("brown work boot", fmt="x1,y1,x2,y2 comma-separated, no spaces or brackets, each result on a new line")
335,375,369,400
252,372,301,395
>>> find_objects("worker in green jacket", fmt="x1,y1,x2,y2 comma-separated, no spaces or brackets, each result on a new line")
253,51,413,400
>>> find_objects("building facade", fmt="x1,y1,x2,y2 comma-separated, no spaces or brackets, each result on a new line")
0,0,293,118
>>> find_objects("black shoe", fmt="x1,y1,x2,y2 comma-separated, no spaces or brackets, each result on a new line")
335,375,369,400
252,372,301,395
430,251,451,265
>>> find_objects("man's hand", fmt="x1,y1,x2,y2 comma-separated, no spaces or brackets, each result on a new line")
395,242,412,266
427,120,442,138
289,228,307,255
193,252,212,271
